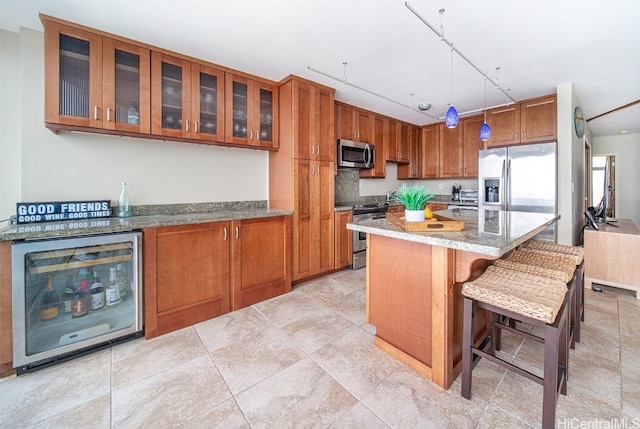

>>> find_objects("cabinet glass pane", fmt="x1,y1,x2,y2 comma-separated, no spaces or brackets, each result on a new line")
59,34,90,118
232,81,248,138
199,72,218,135
259,88,273,141
161,62,183,130
115,49,141,124
20,243,136,357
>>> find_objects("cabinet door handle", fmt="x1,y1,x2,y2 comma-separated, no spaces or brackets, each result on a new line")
94,106,99,120
185,120,189,132
194,121,198,133
316,146,320,156
311,145,315,155
310,164,314,175
515,131,519,139
223,227,227,240
235,226,239,239
107,108,111,122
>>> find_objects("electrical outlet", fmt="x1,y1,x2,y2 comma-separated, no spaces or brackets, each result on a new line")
438,183,443,190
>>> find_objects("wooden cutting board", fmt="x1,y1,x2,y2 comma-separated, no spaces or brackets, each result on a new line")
385,212,465,232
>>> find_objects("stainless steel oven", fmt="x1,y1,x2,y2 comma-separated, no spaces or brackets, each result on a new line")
351,203,387,269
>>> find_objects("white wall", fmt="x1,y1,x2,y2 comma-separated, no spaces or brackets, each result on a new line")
556,83,588,245
592,133,640,225
0,27,269,221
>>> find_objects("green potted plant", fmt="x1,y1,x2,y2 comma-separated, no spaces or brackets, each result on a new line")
395,184,434,222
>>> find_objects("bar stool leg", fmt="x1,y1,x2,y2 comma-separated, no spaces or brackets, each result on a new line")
461,297,474,399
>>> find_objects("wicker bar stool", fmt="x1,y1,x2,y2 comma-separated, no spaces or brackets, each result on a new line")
499,248,579,349
461,265,569,429
526,241,585,338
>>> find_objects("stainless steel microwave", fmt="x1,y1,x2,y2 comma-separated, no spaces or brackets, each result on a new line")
337,139,374,169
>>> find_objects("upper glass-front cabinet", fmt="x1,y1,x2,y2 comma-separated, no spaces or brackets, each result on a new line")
151,53,224,142
225,74,277,148
44,20,150,132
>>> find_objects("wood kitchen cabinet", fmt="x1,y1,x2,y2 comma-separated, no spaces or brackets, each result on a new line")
439,124,463,178
387,119,409,163
287,78,334,161
143,222,231,338
230,216,292,310
151,53,225,143
334,211,353,269
43,17,151,134
144,216,291,338
335,102,372,143
462,115,485,177
485,94,557,147
359,113,387,178
225,74,278,149
397,124,421,179
419,124,440,179
271,76,336,282
292,159,335,280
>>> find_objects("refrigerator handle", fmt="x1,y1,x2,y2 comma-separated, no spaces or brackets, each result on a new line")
506,159,511,211
501,160,507,210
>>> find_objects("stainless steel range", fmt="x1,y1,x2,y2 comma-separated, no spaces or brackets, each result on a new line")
351,203,388,269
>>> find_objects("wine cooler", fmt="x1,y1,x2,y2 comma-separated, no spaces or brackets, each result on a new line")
11,231,143,374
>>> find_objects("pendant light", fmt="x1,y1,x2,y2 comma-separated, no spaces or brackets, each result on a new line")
445,45,459,128
480,75,492,141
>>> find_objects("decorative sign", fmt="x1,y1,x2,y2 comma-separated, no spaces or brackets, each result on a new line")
16,200,112,224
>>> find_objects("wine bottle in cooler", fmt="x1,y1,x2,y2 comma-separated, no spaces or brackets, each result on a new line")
61,274,75,313
90,270,105,310
106,267,121,306
72,279,90,318
40,275,60,321
116,263,127,299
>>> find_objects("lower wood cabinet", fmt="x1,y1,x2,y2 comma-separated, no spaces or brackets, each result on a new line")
334,211,353,269
144,216,291,338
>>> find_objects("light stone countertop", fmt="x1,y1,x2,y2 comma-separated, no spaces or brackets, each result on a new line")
347,208,559,257
0,208,293,241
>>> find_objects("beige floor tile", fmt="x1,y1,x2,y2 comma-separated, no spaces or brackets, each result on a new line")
323,288,368,326
621,362,640,411
254,290,332,326
311,327,405,400
565,344,621,401
557,380,623,423
195,306,273,353
362,365,488,428
328,403,391,428
112,354,230,428
620,334,640,369
235,357,358,429
111,326,208,390
475,403,532,429
489,370,546,427
29,394,111,429
0,349,111,428
452,358,508,402
179,398,250,429
209,324,306,394
278,305,357,354
575,318,620,359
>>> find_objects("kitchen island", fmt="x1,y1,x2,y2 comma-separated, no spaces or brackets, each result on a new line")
347,208,559,389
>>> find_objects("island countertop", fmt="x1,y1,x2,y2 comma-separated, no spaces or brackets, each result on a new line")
347,208,559,257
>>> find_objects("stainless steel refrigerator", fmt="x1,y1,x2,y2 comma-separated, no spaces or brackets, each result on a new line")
478,141,557,242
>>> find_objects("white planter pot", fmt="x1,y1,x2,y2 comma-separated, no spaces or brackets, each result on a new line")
405,209,426,222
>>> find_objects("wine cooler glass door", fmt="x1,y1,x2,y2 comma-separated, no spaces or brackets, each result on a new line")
11,232,143,371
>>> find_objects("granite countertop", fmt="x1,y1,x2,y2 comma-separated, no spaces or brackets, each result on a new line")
347,208,559,257
0,207,293,241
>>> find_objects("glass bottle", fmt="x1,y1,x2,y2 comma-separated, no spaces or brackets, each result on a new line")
116,263,127,300
72,279,90,318
118,182,132,218
40,275,60,321
127,102,140,125
61,274,75,313
90,270,105,310
106,267,121,306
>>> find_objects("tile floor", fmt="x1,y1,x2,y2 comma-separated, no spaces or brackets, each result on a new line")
1,269,639,428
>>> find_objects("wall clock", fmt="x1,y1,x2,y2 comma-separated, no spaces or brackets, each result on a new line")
574,106,585,138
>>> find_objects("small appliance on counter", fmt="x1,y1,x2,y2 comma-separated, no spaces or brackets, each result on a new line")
459,189,478,202
451,185,461,201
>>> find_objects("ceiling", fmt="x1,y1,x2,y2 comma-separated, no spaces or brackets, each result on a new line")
2,0,639,138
